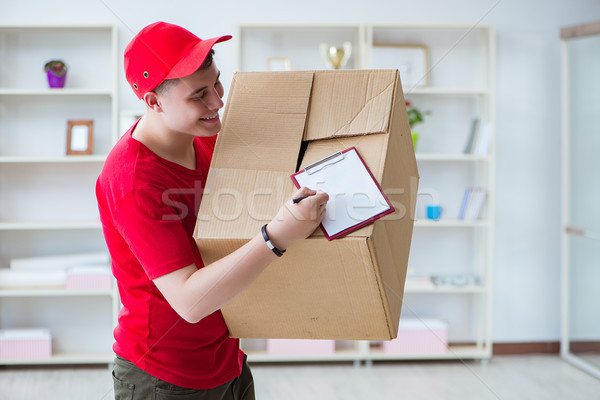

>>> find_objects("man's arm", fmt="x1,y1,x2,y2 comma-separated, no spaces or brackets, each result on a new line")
153,187,328,323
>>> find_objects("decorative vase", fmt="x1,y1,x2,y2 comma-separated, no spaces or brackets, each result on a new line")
46,70,67,88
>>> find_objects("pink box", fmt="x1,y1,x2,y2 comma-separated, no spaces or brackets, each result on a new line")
267,339,335,355
382,318,448,354
66,267,112,290
0,329,52,360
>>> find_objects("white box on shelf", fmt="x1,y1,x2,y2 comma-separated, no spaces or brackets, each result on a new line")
382,318,448,354
10,252,110,270
0,328,52,360
0,269,66,289
266,339,335,355
66,266,112,290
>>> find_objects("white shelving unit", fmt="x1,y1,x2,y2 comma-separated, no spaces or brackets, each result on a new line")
0,25,119,365
236,23,495,363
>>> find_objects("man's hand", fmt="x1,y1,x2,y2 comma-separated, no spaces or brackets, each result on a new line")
265,187,329,251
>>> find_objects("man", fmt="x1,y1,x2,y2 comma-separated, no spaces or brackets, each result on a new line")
96,21,328,399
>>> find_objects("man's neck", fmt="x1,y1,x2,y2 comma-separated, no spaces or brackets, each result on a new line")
132,113,196,170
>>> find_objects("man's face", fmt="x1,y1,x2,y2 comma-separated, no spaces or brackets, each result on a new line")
156,61,225,138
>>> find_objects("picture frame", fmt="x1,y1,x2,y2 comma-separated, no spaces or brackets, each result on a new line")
371,44,430,88
266,57,292,71
66,120,94,155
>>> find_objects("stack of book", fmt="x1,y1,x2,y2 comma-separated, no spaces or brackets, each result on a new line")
458,187,487,220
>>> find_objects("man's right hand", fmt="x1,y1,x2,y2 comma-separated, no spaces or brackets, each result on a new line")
265,186,329,251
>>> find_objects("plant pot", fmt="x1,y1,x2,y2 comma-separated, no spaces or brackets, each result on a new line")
46,70,67,88
411,132,419,151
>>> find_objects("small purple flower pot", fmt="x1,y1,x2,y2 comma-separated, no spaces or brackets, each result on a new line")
47,70,67,88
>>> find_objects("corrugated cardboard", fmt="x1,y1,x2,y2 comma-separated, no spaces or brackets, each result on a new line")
194,69,419,340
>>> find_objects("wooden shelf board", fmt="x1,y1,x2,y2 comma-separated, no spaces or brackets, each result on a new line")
367,344,491,361
403,87,490,96
404,284,486,294
0,352,114,365
246,347,362,363
0,88,113,96
415,153,490,161
413,219,489,228
0,221,102,230
244,344,490,363
0,288,113,297
0,155,107,163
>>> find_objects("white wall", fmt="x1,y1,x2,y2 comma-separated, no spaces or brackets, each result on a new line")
2,0,599,343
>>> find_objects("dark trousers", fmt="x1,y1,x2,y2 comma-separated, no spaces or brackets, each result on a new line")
112,355,255,400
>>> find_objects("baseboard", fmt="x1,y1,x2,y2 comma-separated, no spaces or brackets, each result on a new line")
568,341,600,353
493,341,560,355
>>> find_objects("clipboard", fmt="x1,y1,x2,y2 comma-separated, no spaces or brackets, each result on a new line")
290,147,395,241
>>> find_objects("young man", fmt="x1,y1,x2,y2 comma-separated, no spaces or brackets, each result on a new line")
96,21,328,399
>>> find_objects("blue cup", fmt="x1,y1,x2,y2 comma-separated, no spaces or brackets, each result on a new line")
426,205,443,220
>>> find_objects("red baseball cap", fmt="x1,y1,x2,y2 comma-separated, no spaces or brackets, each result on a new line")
124,21,232,99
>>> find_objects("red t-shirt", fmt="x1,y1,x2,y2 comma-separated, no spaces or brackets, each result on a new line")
96,123,243,389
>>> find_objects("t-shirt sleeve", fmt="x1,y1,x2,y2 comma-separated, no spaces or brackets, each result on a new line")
113,189,197,280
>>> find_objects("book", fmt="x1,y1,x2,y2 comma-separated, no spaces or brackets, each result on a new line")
465,188,487,220
463,118,481,153
473,122,492,156
458,187,487,220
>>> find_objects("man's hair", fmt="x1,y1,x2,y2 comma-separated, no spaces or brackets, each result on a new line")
153,49,215,95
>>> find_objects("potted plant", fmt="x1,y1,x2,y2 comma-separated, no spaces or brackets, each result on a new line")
44,60,68,88
405,99,430,150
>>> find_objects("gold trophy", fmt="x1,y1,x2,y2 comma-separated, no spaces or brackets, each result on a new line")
320,41,352,69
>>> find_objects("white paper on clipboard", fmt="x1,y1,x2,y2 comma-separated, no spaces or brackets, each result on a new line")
291,147,393,239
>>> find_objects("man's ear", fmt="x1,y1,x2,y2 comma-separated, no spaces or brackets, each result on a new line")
143,91,162,112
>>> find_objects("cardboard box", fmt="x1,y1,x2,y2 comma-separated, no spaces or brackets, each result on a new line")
66,266,113,290
0,328,52,360
382,318,448,354
194,70,419,340
266,339,335,355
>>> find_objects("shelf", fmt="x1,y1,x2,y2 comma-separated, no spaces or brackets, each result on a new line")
366,344,490,361
413,219,489,228
415,153,490,162
244,344,490,363
0,88,114,96
246,348,362,363
0,221,102,230
231,23,496,364
404,284,486,294
0,24,116,31
0,155,107,163
0,23,118,367
0,288,113,297
403,87,490,96
240,23,362,30
0,351,114,365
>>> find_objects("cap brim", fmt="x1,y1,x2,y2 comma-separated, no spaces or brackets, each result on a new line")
165,35,232,79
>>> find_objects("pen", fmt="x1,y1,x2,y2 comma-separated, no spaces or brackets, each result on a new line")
292,195,310,204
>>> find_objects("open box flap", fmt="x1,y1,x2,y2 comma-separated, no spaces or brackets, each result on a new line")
304,70,398,141
212,71,314,173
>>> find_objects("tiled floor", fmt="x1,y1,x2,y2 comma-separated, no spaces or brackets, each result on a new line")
2,355,600,399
